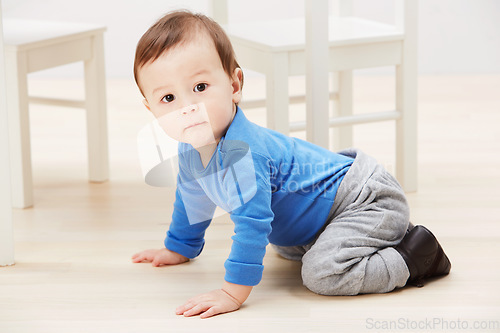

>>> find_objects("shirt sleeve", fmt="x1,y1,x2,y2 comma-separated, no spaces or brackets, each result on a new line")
222,150,274,286
164,185,212,259
164,148,216,259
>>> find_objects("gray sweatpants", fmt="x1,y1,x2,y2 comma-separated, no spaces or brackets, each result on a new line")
272,149,410,296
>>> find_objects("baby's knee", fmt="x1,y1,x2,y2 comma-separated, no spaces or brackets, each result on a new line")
301,261,360,296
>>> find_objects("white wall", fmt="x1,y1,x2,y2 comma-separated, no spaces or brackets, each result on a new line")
2,0,499,78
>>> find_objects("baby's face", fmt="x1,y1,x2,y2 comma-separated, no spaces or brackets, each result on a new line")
139,34,242,148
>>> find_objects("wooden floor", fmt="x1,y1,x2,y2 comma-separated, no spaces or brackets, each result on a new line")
1,75,499,332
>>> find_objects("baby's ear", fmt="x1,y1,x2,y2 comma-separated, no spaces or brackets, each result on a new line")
142,99,151,111
231,68,243,104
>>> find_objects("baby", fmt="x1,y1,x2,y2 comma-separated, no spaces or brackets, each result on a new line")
131,10,451,319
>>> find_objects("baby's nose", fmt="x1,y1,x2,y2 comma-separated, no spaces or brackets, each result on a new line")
181,104,198,115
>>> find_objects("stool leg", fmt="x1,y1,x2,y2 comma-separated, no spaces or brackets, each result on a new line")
1,16,15,263
266,52,289,135
6,51,33,208
0,132,14,264
84,33,109,183
0,131,14,263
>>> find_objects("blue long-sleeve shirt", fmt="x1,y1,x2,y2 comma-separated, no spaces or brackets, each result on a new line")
165,108,353,286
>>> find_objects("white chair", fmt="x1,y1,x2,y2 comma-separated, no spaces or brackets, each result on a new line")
0,2,15,266
212,0,418,192
2,17,110,208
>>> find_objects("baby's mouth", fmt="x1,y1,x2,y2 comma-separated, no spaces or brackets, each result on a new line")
184,121,208,130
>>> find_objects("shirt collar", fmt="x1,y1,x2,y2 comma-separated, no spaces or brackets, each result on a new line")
220,106,248,149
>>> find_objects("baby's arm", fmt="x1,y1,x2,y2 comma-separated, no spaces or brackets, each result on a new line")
173,150,273,318
175,281,253,319
131,248,189,266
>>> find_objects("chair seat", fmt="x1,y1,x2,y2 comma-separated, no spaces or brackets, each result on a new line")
225,17,404,52
3,19,105,51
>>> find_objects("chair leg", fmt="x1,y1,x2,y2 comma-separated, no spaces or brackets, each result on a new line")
84,33,109,183
395,0,418,192
6,51,33,209
396,62,418,192
266,52,289,135
331,70,353,151
305,0,329,148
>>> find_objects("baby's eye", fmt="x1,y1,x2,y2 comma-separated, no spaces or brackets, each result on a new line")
194,83,207,92
161,94,175,103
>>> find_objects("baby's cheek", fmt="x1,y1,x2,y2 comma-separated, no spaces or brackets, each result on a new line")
157,113,183,141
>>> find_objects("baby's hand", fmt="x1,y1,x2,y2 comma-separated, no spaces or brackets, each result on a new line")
175,289,241,319
131,248,189,267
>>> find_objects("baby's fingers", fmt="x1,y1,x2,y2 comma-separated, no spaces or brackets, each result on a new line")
200,306,223,319
131,253,150,263
182,303,212,317
152,256,162,267
176,302,194,315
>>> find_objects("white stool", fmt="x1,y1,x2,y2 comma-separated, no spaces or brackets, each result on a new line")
3,19,109,208
0,3,15,266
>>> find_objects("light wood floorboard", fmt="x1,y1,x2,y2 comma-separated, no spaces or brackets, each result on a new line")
1,75,499,332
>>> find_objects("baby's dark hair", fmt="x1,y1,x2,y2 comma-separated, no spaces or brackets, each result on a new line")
134,10,243,96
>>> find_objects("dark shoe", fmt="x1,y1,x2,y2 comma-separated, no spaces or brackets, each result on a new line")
395,225,451,287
